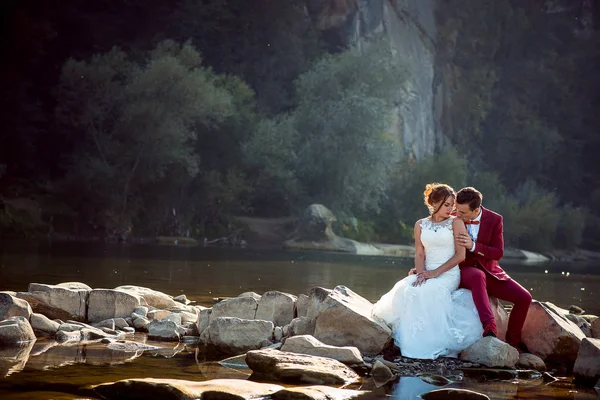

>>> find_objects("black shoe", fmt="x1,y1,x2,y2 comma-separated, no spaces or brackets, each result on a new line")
516,342,531,354
483,329,497,338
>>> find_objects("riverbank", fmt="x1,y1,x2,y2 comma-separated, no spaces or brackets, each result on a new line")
1,282,599,400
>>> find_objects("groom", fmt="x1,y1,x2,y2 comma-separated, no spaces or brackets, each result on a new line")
411,186,532,352
455,187,532,352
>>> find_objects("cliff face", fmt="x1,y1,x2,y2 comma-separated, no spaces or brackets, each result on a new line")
304,0,442,159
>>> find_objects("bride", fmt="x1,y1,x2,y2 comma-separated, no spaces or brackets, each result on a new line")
372,183,483,359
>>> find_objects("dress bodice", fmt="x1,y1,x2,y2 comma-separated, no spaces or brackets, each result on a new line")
420,217,456,269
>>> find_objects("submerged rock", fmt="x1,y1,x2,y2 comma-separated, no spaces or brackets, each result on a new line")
93,378,284,400
281,335,363,364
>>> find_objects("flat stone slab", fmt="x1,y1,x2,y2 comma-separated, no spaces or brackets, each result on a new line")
245,348,360,385
93,378,284,400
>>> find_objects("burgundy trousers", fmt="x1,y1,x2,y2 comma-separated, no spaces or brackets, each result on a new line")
459,266,532,347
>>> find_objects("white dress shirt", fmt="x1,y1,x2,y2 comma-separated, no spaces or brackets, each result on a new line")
467,209,482,252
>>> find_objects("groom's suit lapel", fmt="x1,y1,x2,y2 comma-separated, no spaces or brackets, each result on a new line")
477,207,491,244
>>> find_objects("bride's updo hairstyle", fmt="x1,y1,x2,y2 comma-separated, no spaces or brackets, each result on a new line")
423,183,455,215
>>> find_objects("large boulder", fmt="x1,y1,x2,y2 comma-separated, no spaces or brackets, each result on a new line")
573,338,600,386
206,317,273,355
271,386,367,400
93,378,284,400
147,320,181,342
591,317,600,339
522,301,586,366
255,291,297,327
312,286,391,355
17,283,89,321
114,286,177,309
0,316,36,344
245,348,360,385
210,297,258,322
460,337,519,368
0,293,32,320
30,313,60,337
281,335,363,364
87,289,145,323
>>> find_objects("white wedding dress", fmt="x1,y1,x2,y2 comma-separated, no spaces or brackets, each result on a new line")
372,216,483,359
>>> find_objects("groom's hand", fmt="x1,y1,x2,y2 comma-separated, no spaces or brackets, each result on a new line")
456,232,474,249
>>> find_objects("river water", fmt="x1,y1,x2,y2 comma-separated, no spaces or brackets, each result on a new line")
0,240,599,399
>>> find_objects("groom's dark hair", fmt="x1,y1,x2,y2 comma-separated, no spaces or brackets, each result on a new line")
456,187,483,211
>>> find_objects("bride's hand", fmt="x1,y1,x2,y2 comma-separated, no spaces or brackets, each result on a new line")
412,275,427,287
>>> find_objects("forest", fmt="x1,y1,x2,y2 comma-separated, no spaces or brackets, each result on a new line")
1,0,599,252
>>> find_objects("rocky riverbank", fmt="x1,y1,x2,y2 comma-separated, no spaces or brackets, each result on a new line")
1,282,599,399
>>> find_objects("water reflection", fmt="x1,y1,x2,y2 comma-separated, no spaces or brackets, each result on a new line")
0,341,35,378
390,376,460,399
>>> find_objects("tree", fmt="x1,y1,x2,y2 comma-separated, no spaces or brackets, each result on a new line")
245,41,407,216
54,40,234,238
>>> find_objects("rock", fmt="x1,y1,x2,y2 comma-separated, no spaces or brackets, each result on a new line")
591,318,600,339
207,317,273,355
271,385,367,400
312,286,391,355
147,320,180,341
517,353,546,371
210,297,258,322
121,327,135,334
114,285,177,309
147,310,171,321
255,291,297,327
296,294,309,318
418,374,452,386
81,327,114,340
17,283,89,321
459,368,518,380
239,292,262,302
133,317,150,330
87,289,144,323
421,388,490,400
55,330,81,342
460,337,519,368
106,341,162,352
113,318,129,329
371,360,393,379
274,327,283,342
196,308,211,336
93,378,284,400
569,305,585,315
245,348,360,385
517,370,542,380
573,338,600,386
165,313,182,325
180,311,197,325
93,319,116,330
30,313,60,337
0,293,32,320
173,294,192,305
521,301,586,366
55,282,92,290
134,306,149,318
286,317,313,337
58,322,84,332
565,314,592,337
281,335,363,364
0,317,36,344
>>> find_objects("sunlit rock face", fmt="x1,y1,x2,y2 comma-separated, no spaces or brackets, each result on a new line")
304,0,441,159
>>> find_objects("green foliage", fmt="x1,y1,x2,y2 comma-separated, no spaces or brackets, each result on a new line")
245,41,407,216
54,40,236,237
555,204,587,250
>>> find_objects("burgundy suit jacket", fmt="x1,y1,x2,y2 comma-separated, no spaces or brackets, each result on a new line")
459,207,510,281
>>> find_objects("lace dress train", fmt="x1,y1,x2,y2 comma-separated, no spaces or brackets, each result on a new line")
372,217,483,359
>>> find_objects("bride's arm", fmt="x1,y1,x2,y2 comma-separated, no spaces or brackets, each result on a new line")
419,218,467,279
414,220,425,274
